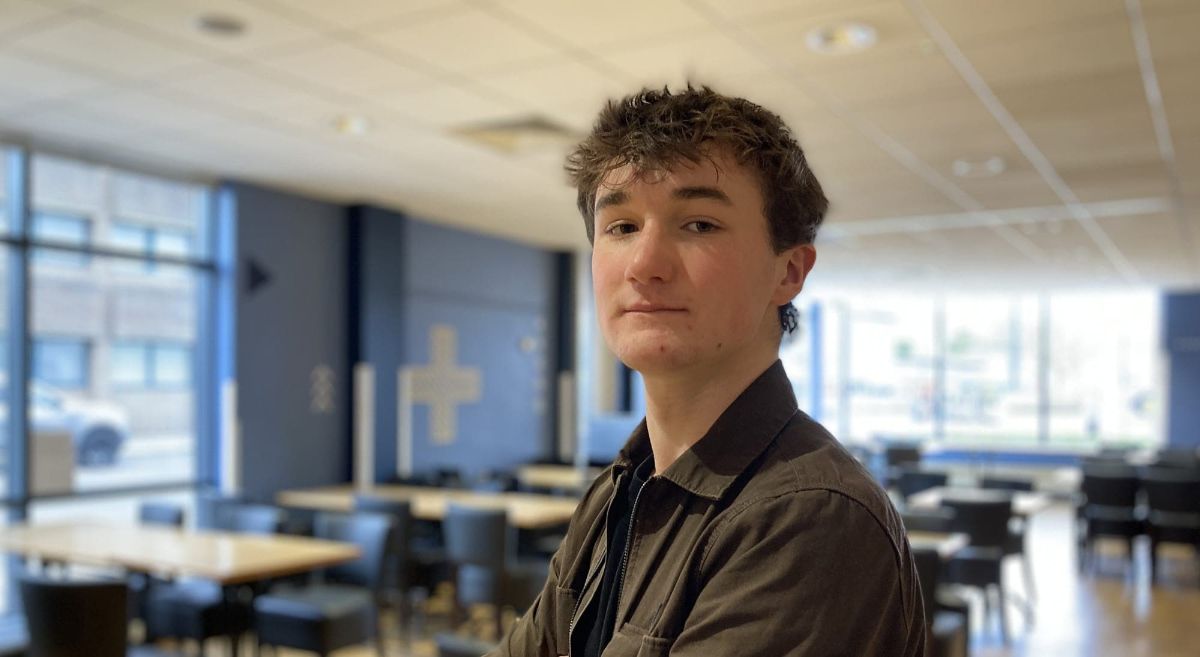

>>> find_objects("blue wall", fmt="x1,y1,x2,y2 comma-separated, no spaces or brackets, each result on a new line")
352,207,557,480
1164,291,1200,448
222,182,350,501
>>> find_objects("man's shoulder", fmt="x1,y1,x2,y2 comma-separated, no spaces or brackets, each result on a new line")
737,413,903,546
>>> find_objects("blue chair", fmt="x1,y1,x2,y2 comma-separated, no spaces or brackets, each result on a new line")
254,511,396,657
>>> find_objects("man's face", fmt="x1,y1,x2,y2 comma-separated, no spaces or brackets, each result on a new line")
590,148,813,377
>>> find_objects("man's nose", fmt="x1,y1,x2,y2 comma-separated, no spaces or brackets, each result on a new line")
625,224,676,284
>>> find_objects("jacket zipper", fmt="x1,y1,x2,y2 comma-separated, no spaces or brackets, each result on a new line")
612,476,649,638
567,476,624,655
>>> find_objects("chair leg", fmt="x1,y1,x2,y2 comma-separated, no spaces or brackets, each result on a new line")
996,583,1010,646
1020,554,1036,604
1149,537,1159,583
375,603,388,657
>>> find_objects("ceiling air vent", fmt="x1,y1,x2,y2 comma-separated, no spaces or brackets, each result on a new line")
453,116,580,155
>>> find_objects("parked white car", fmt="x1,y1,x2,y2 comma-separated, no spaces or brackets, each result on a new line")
0,377,130,467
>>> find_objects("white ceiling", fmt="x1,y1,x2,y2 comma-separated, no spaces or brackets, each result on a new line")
0,0,1196,291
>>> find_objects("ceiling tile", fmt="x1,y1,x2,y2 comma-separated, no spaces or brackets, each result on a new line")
96,0,325,57
247,0,461,30
157,61,349,131
921,0,1125,43
7,11,207,78
0,0,72,35
595,28,773,89
364,5,559,76
497,0,709,48
958,16,1140,88
260,39,436,97
0,51,112,107
481,59,627,120
742,1,930,75
375,83,524,129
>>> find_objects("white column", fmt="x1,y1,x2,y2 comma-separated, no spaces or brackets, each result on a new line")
354,363,376,491
220,379,240,496
397,367,414,477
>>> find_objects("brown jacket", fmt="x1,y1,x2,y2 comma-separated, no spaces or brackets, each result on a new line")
490,361,926,656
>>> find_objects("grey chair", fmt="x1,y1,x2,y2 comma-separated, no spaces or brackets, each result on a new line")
1078,464,1144,575
145,504,287,655
912,548,968,657
981,477,1037,603
254,511,396,657
442,505,547,640
131,502,185,632
1140,467,1200,581
894,468,948,502
138,502,185,528
21,574,181,657
941,496,1015,644
435,632,497,657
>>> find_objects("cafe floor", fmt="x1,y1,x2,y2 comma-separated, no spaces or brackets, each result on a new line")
197,503,1199,657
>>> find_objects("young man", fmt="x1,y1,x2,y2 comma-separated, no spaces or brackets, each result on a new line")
491,86,925,656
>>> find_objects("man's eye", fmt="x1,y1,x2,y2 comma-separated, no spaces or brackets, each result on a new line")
685,220,717,233
605,222,637,236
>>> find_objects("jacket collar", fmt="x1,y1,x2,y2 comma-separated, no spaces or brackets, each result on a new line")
611,360,799,501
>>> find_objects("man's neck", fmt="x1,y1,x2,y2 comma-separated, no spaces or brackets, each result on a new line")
641,347,779,475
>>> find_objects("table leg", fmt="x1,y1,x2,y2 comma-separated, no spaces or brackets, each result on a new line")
223,585,240,657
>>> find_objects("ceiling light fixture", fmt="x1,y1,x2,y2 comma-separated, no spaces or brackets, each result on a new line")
454,116,579,155
332,114,372,137
805,21,877,55
195,14,247,38
951,155,1006,178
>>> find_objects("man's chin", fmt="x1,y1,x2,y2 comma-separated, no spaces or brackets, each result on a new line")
616,344,696,375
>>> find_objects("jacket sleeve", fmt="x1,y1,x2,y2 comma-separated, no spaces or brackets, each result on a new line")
487,475,611,657
668,490,926,657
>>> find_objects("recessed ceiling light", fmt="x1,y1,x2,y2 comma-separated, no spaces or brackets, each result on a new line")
805,22,877,55
332,114,372,137
951,155,1006,178
195,14,247,38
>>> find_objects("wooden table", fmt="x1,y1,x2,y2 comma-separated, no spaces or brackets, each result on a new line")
515,465,601,491
0,522,360,585
277,485,579,530
0,522,361,657
908,486,1053,517
907,531,969,559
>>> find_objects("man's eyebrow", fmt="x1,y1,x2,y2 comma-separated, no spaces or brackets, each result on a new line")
594,190,628,213
673,186,732,204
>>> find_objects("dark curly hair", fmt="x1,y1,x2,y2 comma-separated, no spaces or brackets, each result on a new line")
565,84,828,334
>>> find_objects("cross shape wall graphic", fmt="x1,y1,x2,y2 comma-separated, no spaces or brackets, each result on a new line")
408,324,482,444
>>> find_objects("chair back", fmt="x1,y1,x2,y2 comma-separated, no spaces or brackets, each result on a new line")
138,501,184,527
314,511,395,591
895,469,947,500
885,444,922,469
981,477,1034,492
1141,468,1200,515
910,547,941,619
443,504,509,570
20,575,127,657
1081,466,1140,508
433,468,465,488
902,508,955,533
943,496,1012,549
227,504,286,535
353,495,414,589
1153,449,1199,469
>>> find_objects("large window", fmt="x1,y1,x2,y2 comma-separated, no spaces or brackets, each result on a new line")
941,296,1041,446
32,338,90,389
788,289,1163,450
27,154,207,491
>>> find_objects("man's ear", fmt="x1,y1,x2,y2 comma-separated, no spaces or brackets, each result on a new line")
771,244,816,306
